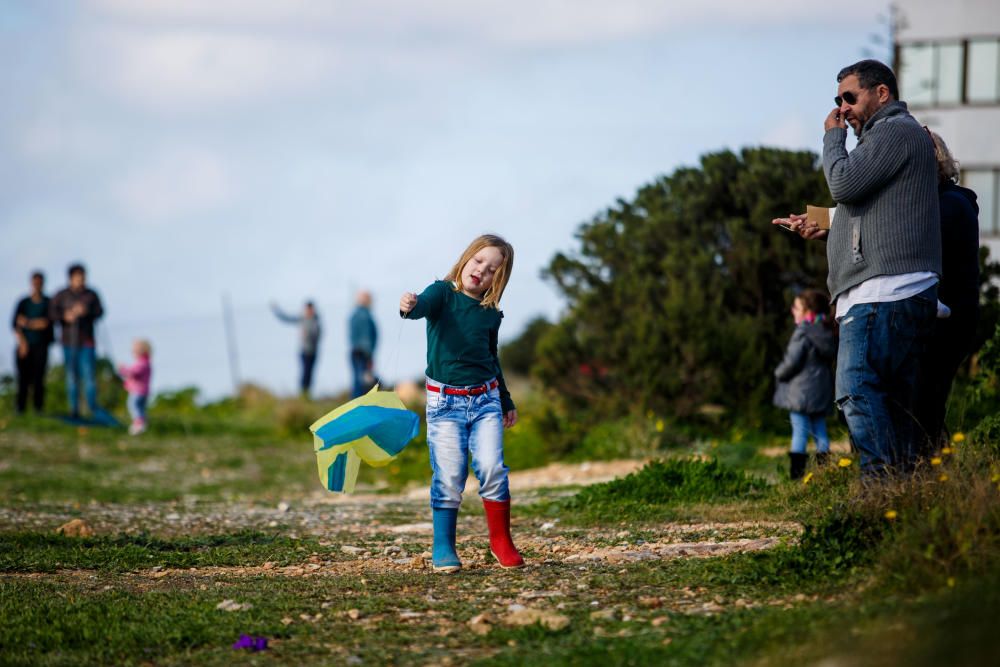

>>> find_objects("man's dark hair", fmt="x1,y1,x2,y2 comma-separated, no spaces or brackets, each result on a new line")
67,263,86,277
30,270,44,281
837,59,898,100
305,301,315,309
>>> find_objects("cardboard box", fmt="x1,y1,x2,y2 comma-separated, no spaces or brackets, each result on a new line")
806,205,831,230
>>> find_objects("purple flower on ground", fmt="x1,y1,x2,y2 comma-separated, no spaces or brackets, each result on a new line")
232,634,268,651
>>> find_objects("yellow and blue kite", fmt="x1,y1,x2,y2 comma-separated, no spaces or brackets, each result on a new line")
309,386,420,494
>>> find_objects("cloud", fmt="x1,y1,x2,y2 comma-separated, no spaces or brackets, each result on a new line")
78,0,878,112
110,146,234,223
16,111,109,163
91,0,875,44
79,27,340,112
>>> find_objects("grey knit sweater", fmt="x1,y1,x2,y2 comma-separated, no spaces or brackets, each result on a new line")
823,101,942,300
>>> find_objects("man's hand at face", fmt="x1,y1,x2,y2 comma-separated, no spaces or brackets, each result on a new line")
824,108,847,132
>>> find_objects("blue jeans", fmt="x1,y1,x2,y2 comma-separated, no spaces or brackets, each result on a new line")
128,393,148,424
789,412,830,454
63,345,97,416
426,378,509,509
350,350,373,398
835,286,937,476
300,352,316,394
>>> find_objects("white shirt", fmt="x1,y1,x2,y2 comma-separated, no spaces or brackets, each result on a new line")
834,272,939,320
824,207,939,320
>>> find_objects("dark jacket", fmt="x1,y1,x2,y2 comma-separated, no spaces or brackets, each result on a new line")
773,321,836,414
50,287,104,348
938,182,980,316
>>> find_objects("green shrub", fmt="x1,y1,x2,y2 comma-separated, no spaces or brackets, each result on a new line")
275,398,316,436
570,416,664,461
570,458,766,508
150,386,200,413
794,509,884,575
535,148,832,424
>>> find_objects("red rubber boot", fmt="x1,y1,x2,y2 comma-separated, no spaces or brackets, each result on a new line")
482,499,525,568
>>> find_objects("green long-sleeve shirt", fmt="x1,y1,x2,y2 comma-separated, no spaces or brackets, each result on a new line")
402,280,515,413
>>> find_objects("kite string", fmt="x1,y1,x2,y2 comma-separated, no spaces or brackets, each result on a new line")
385,318,406,390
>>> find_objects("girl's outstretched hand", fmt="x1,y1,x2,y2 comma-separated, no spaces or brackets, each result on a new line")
400,292,418,314
503,409,518,428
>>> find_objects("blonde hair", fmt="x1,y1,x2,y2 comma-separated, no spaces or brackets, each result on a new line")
444,234,514,309
134,339,152,356
929,130,960,184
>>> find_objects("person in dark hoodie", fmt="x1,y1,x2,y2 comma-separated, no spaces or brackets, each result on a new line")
913,132,980,455
774,289,838,480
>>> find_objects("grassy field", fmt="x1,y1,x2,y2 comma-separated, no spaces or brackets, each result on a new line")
1,396,998,666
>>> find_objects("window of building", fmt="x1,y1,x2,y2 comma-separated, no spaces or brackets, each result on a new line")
967,40,1000,103
937,43,964,105
900,43,935,105
898,38,1000,106
963,168,999,237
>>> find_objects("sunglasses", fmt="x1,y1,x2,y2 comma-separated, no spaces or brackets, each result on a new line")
834,90,859,106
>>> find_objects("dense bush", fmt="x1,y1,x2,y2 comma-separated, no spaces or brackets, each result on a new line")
535,147,831,425
499,316,553,377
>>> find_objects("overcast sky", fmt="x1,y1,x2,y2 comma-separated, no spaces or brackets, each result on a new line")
1,0,884,399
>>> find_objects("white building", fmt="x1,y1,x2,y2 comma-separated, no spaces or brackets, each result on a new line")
895,0,1000,257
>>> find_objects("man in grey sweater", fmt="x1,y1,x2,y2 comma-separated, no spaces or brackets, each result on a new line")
774,60,941,476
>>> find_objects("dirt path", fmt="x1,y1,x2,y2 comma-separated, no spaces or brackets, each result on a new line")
4,460,801,587
760,440,852,458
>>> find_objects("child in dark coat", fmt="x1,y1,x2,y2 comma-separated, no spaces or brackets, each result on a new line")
774,290,837,480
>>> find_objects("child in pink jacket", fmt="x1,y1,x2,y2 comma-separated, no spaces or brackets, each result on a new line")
119,339,152,435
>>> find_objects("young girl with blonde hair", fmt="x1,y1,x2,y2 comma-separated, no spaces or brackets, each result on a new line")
400,234,523,573
119,339,152,435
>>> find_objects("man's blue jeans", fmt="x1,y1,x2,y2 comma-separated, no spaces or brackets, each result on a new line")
835,286,937,476
425,379,509,509
350,350,372,398
63,345,97,416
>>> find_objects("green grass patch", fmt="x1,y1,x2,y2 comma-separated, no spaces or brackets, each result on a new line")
0,531,324,573
533,459,769,523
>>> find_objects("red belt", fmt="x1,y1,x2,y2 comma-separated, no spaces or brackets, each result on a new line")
426,380,498,396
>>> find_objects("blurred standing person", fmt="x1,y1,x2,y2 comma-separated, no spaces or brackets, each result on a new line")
349,290,378,397
271,301,321,397
50,263,106,420
773,290,837,480
118,339,152,435
11,271,54,414
913,132,980,454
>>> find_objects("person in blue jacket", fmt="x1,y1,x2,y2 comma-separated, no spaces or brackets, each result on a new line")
349,290,378,398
